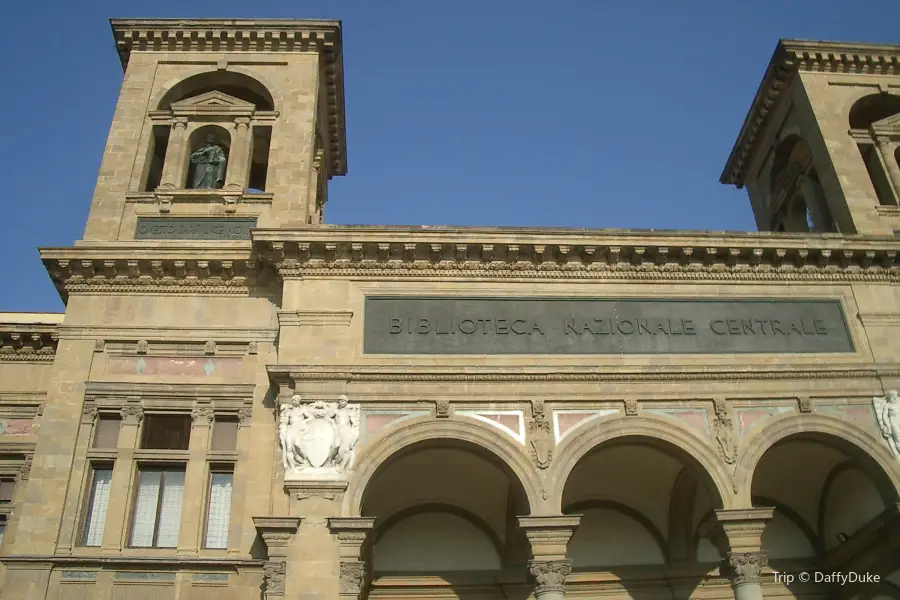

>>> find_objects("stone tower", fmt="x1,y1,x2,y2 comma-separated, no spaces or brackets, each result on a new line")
721,40,900,236
85,18,346,241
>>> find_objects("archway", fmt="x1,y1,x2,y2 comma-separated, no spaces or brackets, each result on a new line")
352,419,538,598
744,418,900,593
551,414,730,596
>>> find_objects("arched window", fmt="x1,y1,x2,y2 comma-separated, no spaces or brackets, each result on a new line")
849,93,900,206
768,138,835,232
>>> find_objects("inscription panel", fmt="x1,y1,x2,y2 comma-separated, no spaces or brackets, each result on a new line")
135,217,256,240
363,297,854,355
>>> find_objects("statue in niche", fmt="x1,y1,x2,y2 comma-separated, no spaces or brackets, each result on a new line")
874,391,900,458
278,395,361,478
189,134,227,189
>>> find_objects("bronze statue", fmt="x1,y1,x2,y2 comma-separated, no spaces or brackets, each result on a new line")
189,134,227,189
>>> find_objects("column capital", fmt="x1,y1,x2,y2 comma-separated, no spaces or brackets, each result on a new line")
339,560,366,598
518,515,581,560
252,516,303,559
698,507,774,555
328,516,376,557
234,116,251,128
528,559,572,596
723,551,767,586
172,117,189,129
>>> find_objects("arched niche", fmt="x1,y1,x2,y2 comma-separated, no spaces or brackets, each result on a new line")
185,125,231,190
157,70,275,111
565,500,666,568
372,505,503,573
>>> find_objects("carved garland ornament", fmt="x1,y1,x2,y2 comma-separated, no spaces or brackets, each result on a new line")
528,400,552,469
278,395,360,478
339,560,366,596
712,401,737,466
528,559,572,595
120,405,143,425
192,407,215,426
262,561,286,595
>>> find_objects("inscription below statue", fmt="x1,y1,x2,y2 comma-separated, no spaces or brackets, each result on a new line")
279,395,360,479
874,391,900,459
190,135,227,189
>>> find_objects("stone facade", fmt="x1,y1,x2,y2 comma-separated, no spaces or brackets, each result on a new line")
1,19,900,600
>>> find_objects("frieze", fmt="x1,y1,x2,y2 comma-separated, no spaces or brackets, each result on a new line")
270,364,900,383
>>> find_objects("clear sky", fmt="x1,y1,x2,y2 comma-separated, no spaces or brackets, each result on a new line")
1,0,898,312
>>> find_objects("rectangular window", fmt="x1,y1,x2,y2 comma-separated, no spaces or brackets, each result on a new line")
0,478,15,503
141,415,191,450
210,418,238,451
129,467,185,548
93,416,121,449
203,470,233,549
81,467,113,546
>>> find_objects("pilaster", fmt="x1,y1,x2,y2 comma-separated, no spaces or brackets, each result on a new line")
253,516,302,599
328,517,376,600
876,137,900,202
177,407,214,554
225,117,253,191
101,405,143,552
158,118,189,190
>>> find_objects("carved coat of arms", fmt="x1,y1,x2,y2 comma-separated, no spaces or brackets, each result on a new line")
279,395,361,478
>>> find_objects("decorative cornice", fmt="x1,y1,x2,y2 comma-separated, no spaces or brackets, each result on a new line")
0,555,263,567
253,230,900,282
110,18,346,177
722,39,900,187
39,246,265,301
0,323,59,362
38,230,900,301
84,381,256,402
268,364,900,385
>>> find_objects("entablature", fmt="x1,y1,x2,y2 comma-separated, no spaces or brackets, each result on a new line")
0,319,60,362
83,381,255,414
39,229,900,302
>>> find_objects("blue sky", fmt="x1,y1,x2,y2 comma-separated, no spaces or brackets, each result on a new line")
1,0,899,312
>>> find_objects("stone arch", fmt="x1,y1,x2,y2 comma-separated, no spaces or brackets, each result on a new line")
849,93,900,130
149,66,277,112
734,413,900,506
547,414,735,513
564,499,668,563
343,416,543,516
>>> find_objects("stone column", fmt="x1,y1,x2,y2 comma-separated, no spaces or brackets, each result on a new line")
877,137,900,203
225,117,253,191
253,517,303,599
328,517,376,600
101,405,143,552
158,118,189,190
518,515,581,600
177,406,214,554
699,508,774,600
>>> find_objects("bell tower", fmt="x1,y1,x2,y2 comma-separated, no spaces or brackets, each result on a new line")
721,40,900,236
83,19,345,242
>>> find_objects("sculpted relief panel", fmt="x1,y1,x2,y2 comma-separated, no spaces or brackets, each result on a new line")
279,395,361,479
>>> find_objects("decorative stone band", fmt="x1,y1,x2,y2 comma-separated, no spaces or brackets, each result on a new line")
257,237,900,282
528,559,572,595
339,560,366,597
262,560,286,596
723,552,767,586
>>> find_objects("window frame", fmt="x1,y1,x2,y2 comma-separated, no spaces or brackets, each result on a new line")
202,464,235,550
78,462,114,547
127,463,187,549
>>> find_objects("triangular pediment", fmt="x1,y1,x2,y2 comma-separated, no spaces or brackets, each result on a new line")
872,111,900,134
170,90,255,116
